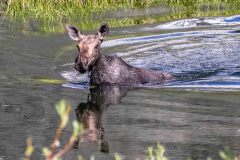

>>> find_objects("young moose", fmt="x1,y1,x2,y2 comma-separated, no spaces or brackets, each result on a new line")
66,24,174,85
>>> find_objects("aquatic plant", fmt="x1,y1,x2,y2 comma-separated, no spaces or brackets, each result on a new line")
23,137,34,160
23,100,83,160
219,147,239,160
146,143,168,160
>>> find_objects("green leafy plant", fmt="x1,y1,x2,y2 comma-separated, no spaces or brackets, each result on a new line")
219,147,239,160
147,143,168,160
23,100,83,160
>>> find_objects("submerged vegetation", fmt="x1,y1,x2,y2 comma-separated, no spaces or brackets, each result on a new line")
1,0,240,32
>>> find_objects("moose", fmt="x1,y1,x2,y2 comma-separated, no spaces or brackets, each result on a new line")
66,24,174,85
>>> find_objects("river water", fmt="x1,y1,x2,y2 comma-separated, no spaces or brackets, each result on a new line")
0,10,240,160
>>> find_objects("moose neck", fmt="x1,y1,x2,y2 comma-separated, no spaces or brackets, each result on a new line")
89,51,112,84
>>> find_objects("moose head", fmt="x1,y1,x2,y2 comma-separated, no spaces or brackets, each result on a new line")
66,24,109,73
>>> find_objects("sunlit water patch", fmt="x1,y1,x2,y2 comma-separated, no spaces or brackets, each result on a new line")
61,16,240,91
143,15,240,30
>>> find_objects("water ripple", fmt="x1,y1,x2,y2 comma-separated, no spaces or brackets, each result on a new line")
142,15,240,30
62,16,240,90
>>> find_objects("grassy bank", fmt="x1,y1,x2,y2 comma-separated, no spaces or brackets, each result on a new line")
3,0,160,20
1,0,240,32
0,0,164,32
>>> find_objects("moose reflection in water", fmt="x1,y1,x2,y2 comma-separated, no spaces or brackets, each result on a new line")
73,85,132,153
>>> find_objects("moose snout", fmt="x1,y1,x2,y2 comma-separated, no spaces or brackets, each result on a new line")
74,62,87,73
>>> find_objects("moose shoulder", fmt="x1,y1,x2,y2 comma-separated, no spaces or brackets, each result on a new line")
66,24,174,86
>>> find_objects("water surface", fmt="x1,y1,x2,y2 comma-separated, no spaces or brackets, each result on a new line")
0,12,240,160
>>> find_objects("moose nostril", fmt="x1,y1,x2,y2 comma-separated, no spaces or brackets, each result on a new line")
74,62,87,73
75,57,78,63
74,64,79,71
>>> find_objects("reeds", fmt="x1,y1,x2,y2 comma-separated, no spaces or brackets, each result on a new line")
1,0,162,32
1,0,240,32
4,0,158,20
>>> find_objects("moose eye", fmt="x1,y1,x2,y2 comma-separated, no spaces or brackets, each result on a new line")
95,45,99,49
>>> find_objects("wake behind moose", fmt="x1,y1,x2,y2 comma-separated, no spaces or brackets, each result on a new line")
66,24,174,85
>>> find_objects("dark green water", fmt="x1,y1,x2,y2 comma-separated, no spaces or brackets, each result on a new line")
1,4,240,160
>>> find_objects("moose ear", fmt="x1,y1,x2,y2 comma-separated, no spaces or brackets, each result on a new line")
97,23,109,40
66,24,83,41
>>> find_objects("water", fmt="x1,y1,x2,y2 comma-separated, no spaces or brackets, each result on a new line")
1,12,240,160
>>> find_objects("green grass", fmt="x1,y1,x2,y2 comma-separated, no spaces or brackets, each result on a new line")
3,0,159,20
1,0,163,32
1,0,240,32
